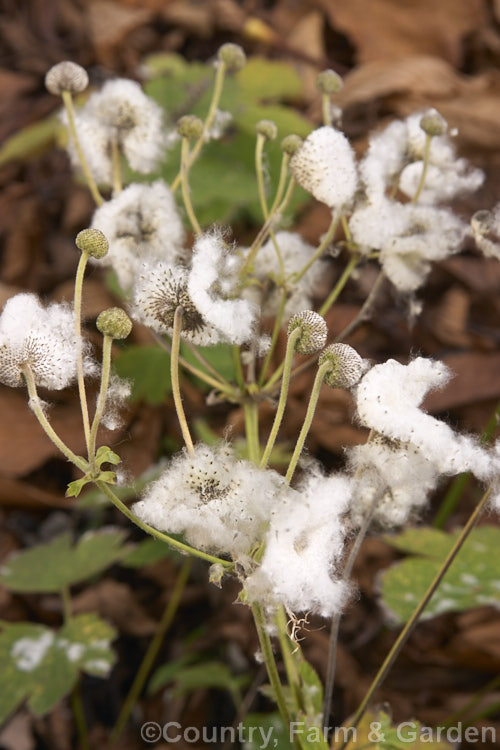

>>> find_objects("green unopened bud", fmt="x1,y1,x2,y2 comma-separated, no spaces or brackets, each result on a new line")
75,228,108,259
256,119,278,141
96,308,132,340
281,134,303,155
318,343,364,389
288,311,327,355
177,115,204,140
316,69,343,95
471,209,494,236
218,43,246,72
419,109,447,137
45,61,89,96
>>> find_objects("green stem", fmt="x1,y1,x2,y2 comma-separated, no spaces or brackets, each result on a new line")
180,137,202,236
259,289,287,387
318,254,359,317
269,153,291,215
171,307,195,455
111,136,122,194
244,401,260,464
182,339,233,390
322,93,332,127
171,61,228,193
411,133,432,204
260,327,301,469
71,681,90,750
256,133,269,220
61,90,103,206
285,362,330,483
111,558,193,742
97,480,233,568
294,213,339,283
73,250,91,454
22,365,89,473
275,606,302,714
88,334,112,470
336,484,493,750
233,345,245,391
251,602,297,747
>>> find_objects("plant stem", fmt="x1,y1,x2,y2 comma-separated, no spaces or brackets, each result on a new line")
259,289,287,387
260,327,301,469
171,307,195,455
318,254,359,317
88,334,112,470
275,606,302,714
244,401,260,464
443,673,500,727
336,484,493,750
294,214,339,283
61,90,103,206
96,480,233,568
171,60,228,192
111,558,192,742
251,602,298,748
285,361,330,483
21,365,89,474
182,339,233,389
322,93,332,127
180,137,202,236
411,133,432,204
330,270,385,341
270,153,291,216
256,133,269,220
111,136,122,194
71,682,90,750
73,250,91,454
322,489,381,725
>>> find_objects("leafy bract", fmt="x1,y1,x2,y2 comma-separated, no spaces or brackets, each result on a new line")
0,614,116,723
0,529,130,593
380,526,500,623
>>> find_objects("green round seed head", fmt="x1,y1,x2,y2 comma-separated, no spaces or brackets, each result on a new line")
318,343,364,389
281,134,303,155
419,109,447,137
96,308,132,339
256,119,278,141
218,43,246,72
75,228,109,259
316,69,343,95
177,115,204,140
45,61,89,96
288,311,327,355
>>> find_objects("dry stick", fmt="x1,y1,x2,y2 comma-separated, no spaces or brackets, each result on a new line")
111,558,193,742
322,489,383,726
335,484,493,750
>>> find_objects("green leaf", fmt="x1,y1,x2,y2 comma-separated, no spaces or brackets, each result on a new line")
0,117,59,167
0,614,116,723
95,446,121,467
380,526,500,623
243,713,293,750
113,345,172,404
332,709,452,750
149,659,248,706
299,661,323,721
0,530,130,593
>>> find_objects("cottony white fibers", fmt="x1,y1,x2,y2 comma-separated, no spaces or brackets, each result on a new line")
245,232,327,318
0,294,92,390
290,127,358,209
245,473,353,617
360,119,408,200
61,109,113,185
101,375,132,431
188,234,258,345
399,160,484,205
132,443,288,557
356,358,497,481
91,181,185,291
349,198,467,292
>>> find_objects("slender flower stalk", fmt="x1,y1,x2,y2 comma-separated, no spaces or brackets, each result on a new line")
256,132,270,221
411,132,431,204
71,682,90,750
171,307,195,455
110,136,122,194
73,251,92,453
111,558,192,742
274,606,302,714
285,360,331,483
244,400,260,464
21,364,89,474
97,480,233,568
180,137,202,236
259,289,287,387
260,327,301,469
88,334,113,470
61,90,104,206
336,484,493,750
293,213,339,283
318,254,359,317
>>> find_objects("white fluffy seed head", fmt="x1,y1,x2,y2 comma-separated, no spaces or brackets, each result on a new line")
318,343,364,388
287,311,327,354
45,61,88,95
290,127,358,209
